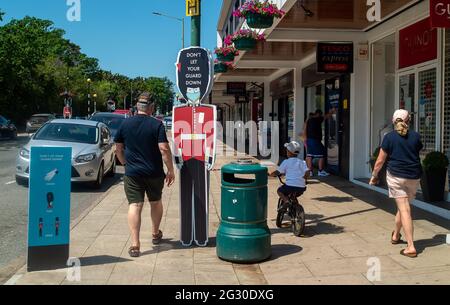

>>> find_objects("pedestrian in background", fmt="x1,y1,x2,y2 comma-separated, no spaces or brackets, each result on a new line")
304,109,330,177
370,109,423,258
114,92,175,258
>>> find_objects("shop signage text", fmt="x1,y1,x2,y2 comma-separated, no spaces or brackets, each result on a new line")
399,18,437,69
317,42,354,74
430,0,450,28
227,82,246,96
176,47,214,104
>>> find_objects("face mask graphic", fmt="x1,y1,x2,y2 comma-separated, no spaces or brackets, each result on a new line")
186,87,201,103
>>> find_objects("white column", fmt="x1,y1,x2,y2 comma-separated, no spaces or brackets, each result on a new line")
294,66,305,159
263,80,271,122
350,58,370,180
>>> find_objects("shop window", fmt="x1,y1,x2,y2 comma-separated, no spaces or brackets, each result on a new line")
306,84,325,143
418,68,437,156
444,30,450,175
371,34,396,153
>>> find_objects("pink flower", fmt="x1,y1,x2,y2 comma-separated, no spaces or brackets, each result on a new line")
232,0,286,18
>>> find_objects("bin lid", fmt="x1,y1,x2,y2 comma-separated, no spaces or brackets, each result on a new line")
221,159,267,187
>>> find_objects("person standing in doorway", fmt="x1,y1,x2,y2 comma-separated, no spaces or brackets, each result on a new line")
370,109,423,258
115,92,175,258
304,109,329,177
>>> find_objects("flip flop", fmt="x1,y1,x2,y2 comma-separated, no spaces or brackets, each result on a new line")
128,246,140,258
400,249,417,258
391,231,403,245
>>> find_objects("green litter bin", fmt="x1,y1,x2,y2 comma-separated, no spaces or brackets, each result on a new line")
216,159,271,263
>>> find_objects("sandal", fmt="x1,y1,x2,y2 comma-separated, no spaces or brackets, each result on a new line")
391,231,403,245
128,246,140,257
152,230,163,245
400,249,417,258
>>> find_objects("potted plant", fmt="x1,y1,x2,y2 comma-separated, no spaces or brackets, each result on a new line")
420,151,449,202
225,30,265,51
214,60,233,74
369,147,387,187
233,0,286,29
214,46,239,62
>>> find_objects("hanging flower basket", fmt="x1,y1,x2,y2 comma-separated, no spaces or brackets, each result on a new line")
233,1,286,29
214,60,234,74
233,37,257,51
246,12,274,29
217,53,235,62
225,30,265,51
215,46,238,62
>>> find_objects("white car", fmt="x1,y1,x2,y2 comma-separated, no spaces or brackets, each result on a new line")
16,119,116,188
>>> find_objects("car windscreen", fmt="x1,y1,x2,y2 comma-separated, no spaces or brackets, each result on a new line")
0,116,6,124
30,115,52,124
34,123,98,144
91,115,124,131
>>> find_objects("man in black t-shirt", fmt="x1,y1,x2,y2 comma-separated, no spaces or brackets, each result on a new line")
114,92,175,258
304,109,330,177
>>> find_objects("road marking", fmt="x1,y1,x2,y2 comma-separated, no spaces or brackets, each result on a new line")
5,181,15,185
4,274,22,285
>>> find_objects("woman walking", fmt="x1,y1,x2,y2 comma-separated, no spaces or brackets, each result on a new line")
370,109,423,258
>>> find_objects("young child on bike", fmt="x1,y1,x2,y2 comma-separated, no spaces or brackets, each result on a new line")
269,141,309,210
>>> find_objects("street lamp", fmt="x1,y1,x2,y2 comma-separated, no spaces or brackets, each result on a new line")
152,12,185,49
87,78,91,116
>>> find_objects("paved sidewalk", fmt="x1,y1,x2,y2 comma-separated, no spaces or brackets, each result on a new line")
8,143,450,285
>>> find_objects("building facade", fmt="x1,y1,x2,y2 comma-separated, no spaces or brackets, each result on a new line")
213,0,450,216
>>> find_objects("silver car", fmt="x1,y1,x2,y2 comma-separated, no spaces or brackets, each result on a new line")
16,119,116,188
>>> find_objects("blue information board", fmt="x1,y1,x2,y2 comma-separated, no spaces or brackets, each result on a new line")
28,147,71,248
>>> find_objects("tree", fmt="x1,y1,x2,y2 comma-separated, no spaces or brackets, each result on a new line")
0,15,175,124
145,77,175,114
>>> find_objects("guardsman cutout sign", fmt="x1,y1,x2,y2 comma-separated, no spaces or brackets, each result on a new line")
173,47,216,247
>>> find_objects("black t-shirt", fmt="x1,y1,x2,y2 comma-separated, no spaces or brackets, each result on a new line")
381,130,423,179
307,117,324,140
114,115,168,178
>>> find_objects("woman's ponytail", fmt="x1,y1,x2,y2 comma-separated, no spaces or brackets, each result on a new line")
394,118,408,136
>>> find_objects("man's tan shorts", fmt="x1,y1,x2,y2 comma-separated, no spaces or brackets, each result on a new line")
386,171,420,200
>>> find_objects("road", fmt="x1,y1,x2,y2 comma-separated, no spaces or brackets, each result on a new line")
0,135,123,271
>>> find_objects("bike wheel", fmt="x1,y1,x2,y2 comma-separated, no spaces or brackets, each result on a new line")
276,199,284,228
291,204,306,237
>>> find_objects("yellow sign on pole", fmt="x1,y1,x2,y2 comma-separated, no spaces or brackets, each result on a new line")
186,0,200,17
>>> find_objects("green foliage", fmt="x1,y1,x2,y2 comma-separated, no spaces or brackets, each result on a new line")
0,14,174,125
422,151,449,172
0,9,4,21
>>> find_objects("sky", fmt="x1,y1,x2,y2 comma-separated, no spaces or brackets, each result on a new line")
0,0,223,85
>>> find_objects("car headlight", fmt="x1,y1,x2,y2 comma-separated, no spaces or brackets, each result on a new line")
19,148,30,159
75,153,96,163
26,122,31,127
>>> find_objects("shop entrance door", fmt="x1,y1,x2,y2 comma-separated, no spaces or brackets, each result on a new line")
398,65,438,157
324,75,350,178
272,96,290,161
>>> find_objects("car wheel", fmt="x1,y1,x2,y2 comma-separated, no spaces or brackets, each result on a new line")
92,163,104,189
107,158,116,178
16,176,28,187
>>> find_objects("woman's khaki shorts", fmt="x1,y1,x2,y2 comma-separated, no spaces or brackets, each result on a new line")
386,171,420,200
